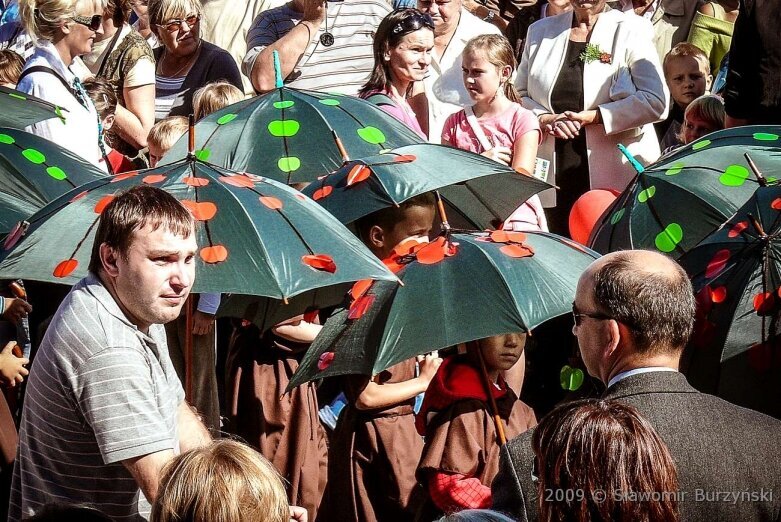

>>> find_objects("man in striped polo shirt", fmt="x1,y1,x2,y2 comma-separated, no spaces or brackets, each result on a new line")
9,186,211,521
243,0,390,94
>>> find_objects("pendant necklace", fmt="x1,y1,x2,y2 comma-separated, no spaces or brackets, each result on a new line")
320,3,334,47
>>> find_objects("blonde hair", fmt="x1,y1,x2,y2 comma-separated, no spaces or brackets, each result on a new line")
463,34,521,104
193,81,243,121
0,50,24,86
679,94,725,142
19,0,103,44
662,42,710,77
147,0,202,28
150,440,289,522
147,116,188,155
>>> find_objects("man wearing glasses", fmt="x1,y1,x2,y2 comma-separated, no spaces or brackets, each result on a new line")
492,250,781,521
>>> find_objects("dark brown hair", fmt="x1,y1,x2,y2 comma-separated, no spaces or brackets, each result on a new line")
88,185,194,274
354,192,436,242
0,49,24,86
105,0,134,24
359,9,434,97
532,399,680,522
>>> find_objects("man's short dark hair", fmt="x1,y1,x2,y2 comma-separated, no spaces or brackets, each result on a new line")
591,251,696,353
88,186,195,274
354,192,436,240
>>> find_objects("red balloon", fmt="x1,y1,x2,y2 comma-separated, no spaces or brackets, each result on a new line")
569,189,619,245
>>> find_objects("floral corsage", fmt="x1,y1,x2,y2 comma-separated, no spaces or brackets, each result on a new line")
580,43,612,64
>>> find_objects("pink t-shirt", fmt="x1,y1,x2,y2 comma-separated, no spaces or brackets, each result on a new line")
361,89,426,139
441,103,547,232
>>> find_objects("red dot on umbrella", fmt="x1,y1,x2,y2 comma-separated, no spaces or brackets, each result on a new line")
302,254,337,273
70,190,89,203
220,175,254,188
294,193,307,201
53,258,78,278
501,244,534,258
490,230,527,244
351,279,373,300
753,292,776,315
728,221,749,238
318,351,335,371
772,198,781,210
393,154,417,163
183,177,209,187
711,286,727,303
346,165,372,186
94,195,115,214
201,245,228,263
259,196,283,209
705,249,731,279
142,174,166,184
181,200,217,221
416,237,447,265
313,186,333,200
110,171,138,182
348,294,375,320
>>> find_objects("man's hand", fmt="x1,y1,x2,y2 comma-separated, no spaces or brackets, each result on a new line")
0,341,28,387
302,0,326,24
192,310,215,336
2,297,32,324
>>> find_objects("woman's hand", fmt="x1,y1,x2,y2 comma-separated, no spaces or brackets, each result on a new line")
0,341,28,387
540,113,581,140
481,146,512,165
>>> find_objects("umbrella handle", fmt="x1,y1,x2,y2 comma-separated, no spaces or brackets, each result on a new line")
434,191,451,234
476,347,508,446
617,144,645,174
273,50,283,89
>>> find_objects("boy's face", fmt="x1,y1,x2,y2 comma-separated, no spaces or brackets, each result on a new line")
665,56,711,109
148,142,167,168
374,204,435,260
478,333,526,372
681,113,720,145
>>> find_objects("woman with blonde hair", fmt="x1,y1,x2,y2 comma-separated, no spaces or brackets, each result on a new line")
17,0,107,169
150,440,290,522
149,0,241,121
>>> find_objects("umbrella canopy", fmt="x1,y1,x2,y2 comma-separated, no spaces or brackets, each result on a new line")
0,127,107,232
0,86,67,129
164,87,424,184
302,143,552,229
589,126,781,258
287,231,599,390
0,158,397,299
679,184,781,418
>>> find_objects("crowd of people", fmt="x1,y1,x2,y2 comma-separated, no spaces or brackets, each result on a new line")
0,0,779,520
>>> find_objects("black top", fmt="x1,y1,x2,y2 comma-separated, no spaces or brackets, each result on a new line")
153,40,243,118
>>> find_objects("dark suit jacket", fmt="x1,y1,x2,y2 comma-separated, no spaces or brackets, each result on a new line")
492,371,781,521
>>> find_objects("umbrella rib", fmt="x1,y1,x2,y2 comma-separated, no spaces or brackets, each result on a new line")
248,183,316,256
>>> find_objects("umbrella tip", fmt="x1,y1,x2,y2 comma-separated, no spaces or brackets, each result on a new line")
273,50,283,89
617,144,645,174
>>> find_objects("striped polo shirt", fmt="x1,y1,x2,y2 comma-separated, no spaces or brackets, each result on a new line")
9,274,184,521
243,0,390,95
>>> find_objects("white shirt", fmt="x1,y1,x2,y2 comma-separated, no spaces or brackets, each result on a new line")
423,9,502,142
607,366,678,389
17,42,107,171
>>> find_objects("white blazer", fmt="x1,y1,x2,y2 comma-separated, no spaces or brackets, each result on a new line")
515,9,668,203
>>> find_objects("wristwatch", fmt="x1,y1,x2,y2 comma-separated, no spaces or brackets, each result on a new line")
483,9,496,22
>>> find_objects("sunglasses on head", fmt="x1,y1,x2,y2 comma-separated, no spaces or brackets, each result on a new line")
391,12,435,36
72,14,102,31
158,14,201,32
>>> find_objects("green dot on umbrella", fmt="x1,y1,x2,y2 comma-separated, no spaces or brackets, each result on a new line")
23,148,46,164
278,156,301,172
357,126,386,145
46,166,67,180
719,164,749,187
692,139,711,151
0,133,15,145
666,162,685,176
753,133,779,141
268,120,300,137
195,149,211,161
655,223,683,253
638,186,656,203
217,113,237,125
319,99,340,106
610,208,625,225
273,101,294,109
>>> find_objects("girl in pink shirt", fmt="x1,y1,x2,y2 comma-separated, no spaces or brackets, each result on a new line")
441,35,547,231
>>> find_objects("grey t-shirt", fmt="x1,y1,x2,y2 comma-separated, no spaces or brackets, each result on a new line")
9,274,185,521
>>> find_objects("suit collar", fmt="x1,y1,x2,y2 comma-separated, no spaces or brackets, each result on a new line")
603,370,698,399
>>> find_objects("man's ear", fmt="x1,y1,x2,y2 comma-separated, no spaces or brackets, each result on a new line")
604,319,623,359
99,243,120,278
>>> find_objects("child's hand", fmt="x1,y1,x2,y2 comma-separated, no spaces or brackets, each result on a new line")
481,147,512,165
289,506,308,522
417,353,443,383
0,341,28,387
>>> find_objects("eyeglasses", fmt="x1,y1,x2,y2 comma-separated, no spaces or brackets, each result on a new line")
571,302,612,326
157,14,201,32
72,14,102,31
391,12,435,35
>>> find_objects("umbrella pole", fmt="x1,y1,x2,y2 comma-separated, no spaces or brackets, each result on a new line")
744,153,767,187
476,347,508,445
184,297,194,402
434,190,451,234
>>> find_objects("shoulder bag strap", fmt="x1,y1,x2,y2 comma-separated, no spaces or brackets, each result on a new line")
464,105,493,152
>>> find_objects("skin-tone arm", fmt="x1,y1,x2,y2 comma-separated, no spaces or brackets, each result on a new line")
122,449,174,504
354,354,442,410
511,130,540,174
250,0,325,93
461,0,508,31
113,84,156,149
177,401,211,451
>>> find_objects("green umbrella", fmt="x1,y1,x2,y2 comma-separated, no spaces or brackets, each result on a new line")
678,184,781,419
302,143,552,229
286,231,599,390
164,87,425,184
589,126,781,258
0,86,67,129
0,127,107,232
0,158,396,299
